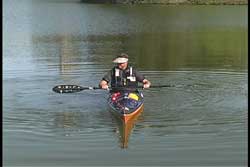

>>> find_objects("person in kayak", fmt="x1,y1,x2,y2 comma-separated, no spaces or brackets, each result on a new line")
99,53,151,91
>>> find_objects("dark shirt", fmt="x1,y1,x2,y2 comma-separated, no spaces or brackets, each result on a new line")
102,66,145,84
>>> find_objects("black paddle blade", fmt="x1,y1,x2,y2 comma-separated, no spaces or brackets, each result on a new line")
52,85,101,93
52,85,84,93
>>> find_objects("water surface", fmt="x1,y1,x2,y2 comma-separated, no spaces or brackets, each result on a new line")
3,0,248,166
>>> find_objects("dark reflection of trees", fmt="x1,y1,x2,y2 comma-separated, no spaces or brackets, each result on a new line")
29,2,247,73
132,30,248,71
32,34,130,74
32,28,247,74
81,0,116,3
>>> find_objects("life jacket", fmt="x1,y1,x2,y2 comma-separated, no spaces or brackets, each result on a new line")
111,66,138,89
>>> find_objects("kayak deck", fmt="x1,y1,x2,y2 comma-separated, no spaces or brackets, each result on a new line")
108,90,144,123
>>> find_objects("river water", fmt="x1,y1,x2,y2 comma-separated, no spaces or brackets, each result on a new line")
3,0,248,166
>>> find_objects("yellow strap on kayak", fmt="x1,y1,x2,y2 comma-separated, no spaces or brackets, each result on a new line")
128,93,139,100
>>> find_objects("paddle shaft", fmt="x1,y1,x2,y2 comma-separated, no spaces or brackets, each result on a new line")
52,84,174,93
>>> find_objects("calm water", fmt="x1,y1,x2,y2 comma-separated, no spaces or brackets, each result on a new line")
3,0,248,166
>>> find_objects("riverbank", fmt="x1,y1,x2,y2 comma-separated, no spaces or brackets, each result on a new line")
81,0,247,5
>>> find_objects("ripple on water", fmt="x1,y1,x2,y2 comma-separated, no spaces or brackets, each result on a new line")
134,70,247,136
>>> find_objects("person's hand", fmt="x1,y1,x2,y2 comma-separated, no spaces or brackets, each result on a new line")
143,83,150,89
142,79,151,89
99,80,109,90
101,85,109,90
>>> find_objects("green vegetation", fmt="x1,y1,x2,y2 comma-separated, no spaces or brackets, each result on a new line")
81,0,247,4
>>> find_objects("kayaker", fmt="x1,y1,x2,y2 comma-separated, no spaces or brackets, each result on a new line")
99,53,151,91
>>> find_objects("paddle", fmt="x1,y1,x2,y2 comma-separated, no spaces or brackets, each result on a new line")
52,84,175,93
148,85,175,88
52,85,101,93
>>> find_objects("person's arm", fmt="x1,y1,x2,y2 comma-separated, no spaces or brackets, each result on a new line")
134,68,151,89
99,70,111,89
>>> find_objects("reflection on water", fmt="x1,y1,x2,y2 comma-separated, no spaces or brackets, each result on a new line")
31,29,248,73
110,110,144,149
53,112,85,136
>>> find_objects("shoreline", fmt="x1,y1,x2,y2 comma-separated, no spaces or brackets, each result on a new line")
80,0,248,5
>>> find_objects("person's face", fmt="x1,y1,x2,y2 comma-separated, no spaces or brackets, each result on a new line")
117,62,128,70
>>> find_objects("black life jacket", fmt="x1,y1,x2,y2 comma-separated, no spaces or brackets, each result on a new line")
111,66,138,90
